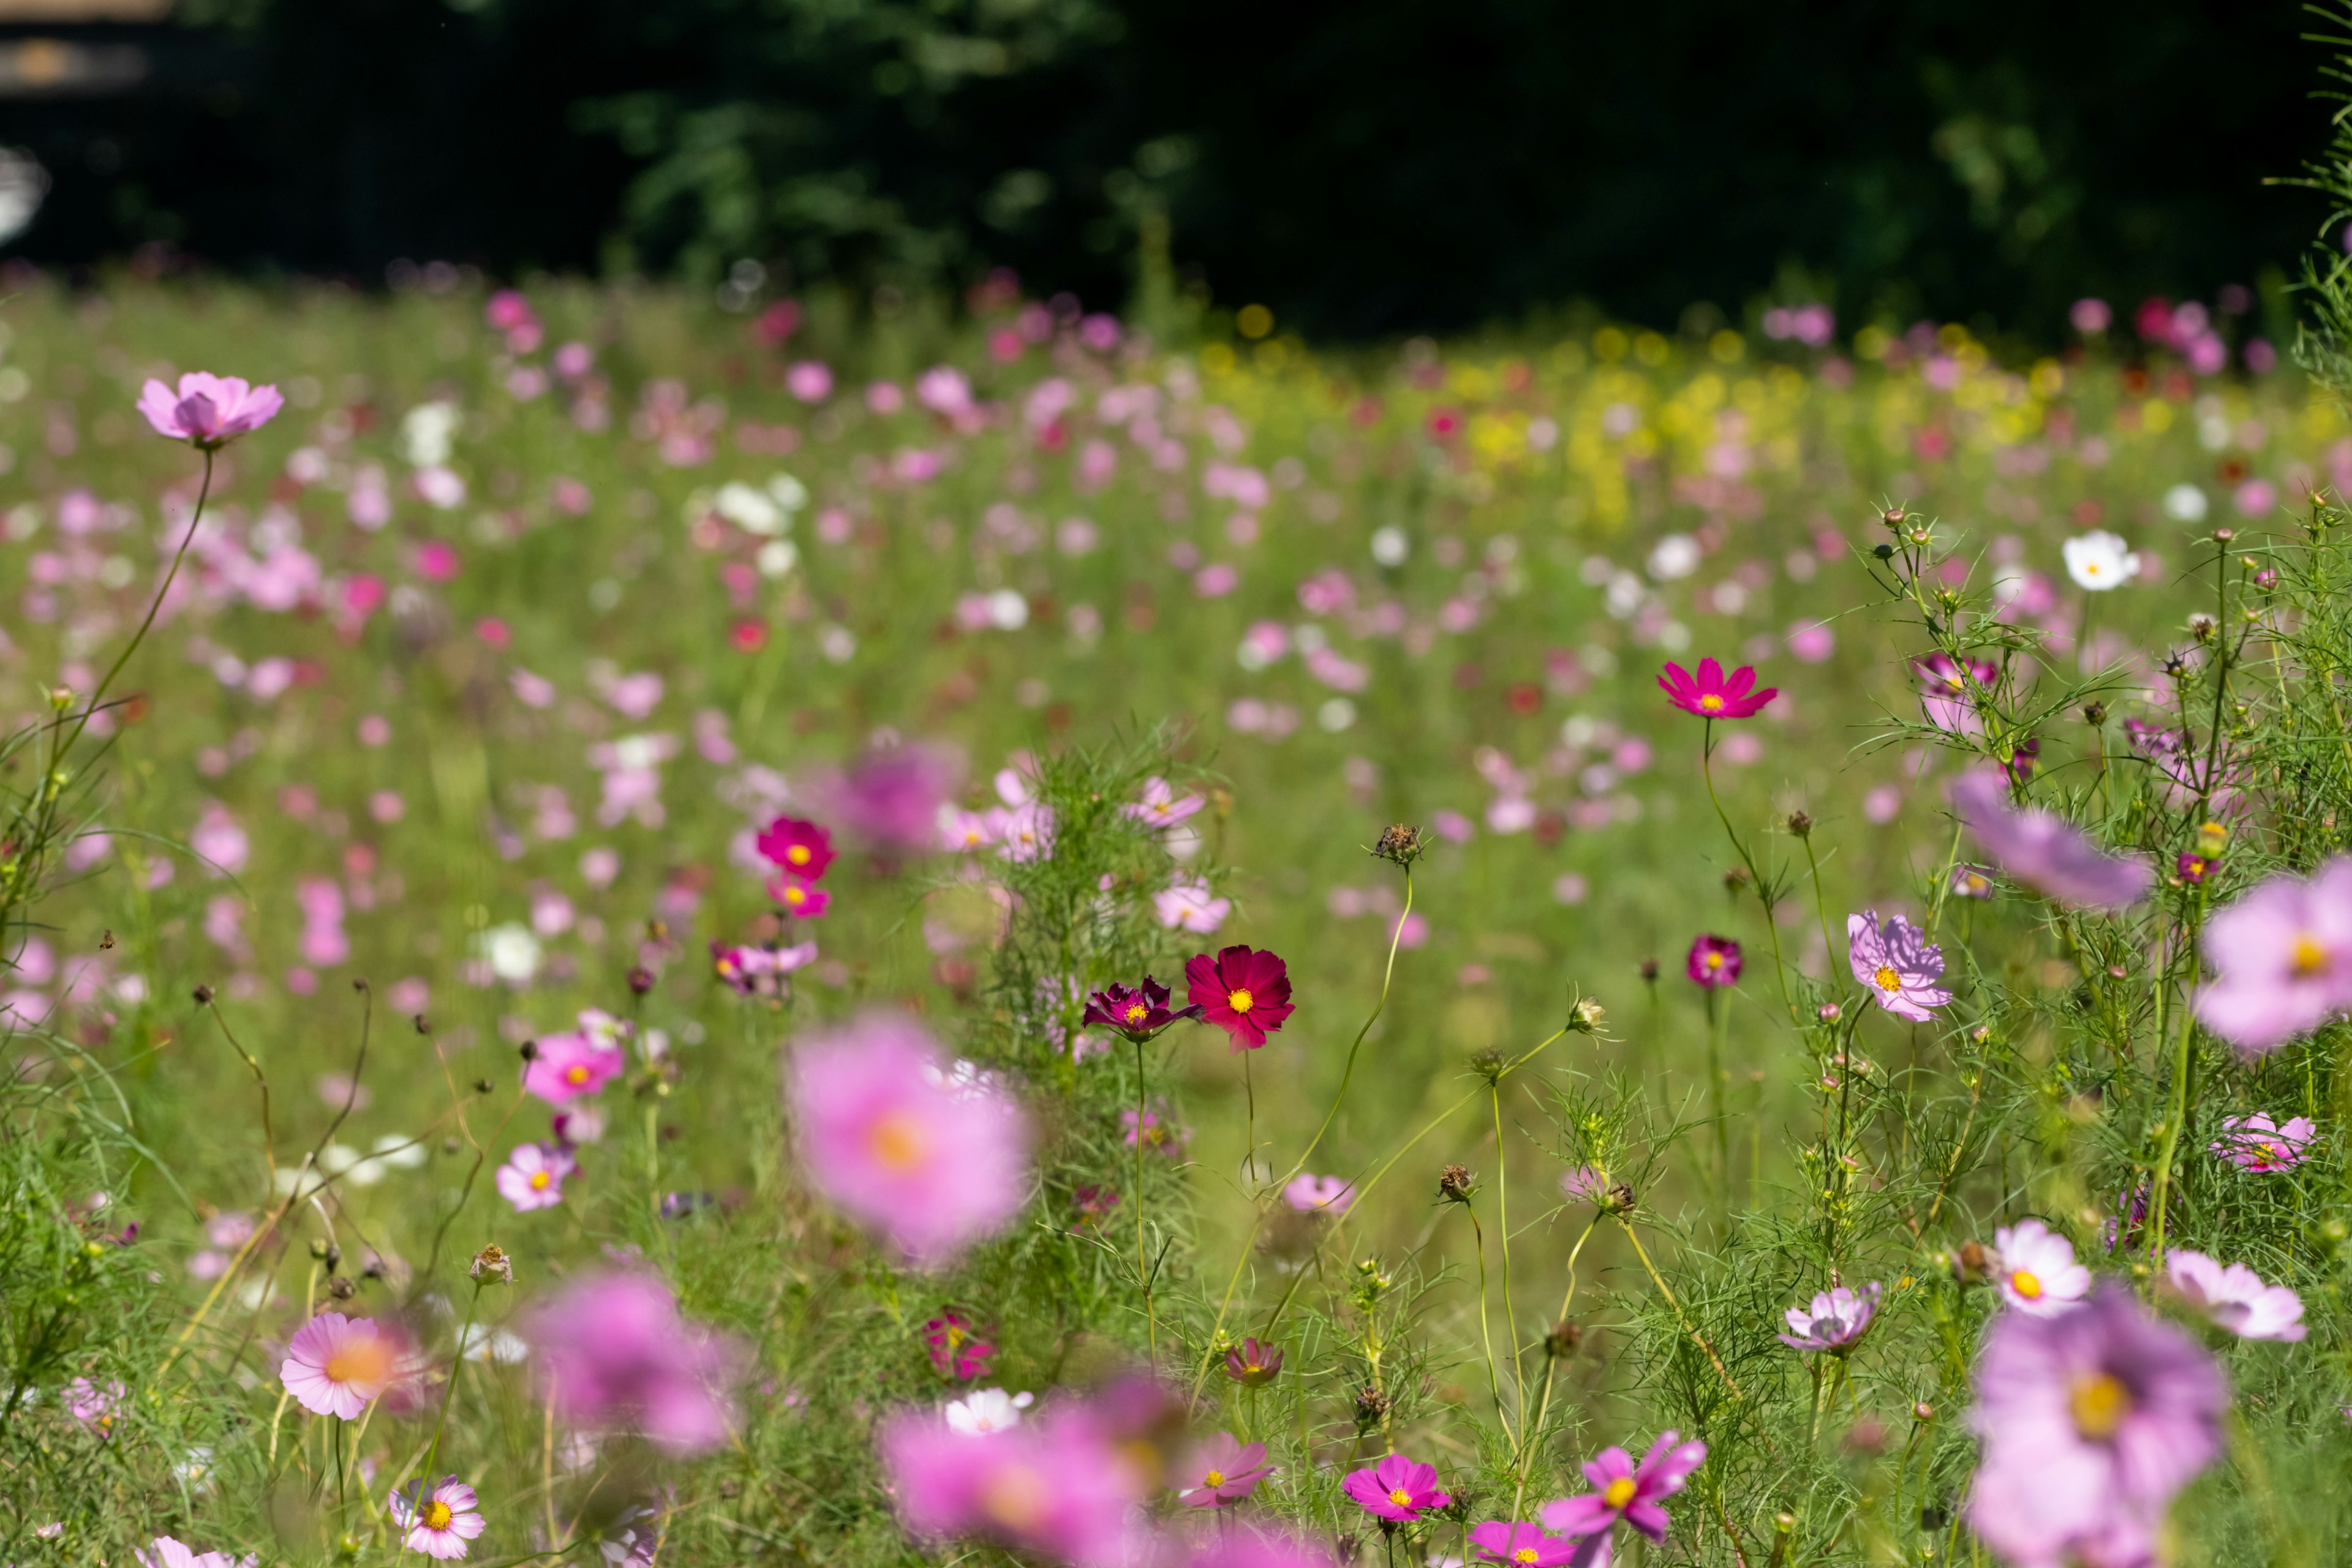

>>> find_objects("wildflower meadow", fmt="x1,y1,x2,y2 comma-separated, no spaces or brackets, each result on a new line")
6,248,2352,1568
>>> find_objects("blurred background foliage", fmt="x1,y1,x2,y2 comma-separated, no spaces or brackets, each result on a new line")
0,0,2329,339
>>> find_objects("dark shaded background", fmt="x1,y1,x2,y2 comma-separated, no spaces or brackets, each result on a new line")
0,0,2330,339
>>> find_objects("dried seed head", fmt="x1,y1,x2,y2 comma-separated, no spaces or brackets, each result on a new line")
326,1275,356,1300
1371,823,1427,867
1352,1385,1392,1429
628,965,657,997
470,1243,513,1285
518,1039,540,1061
413,1013,432,1035
1785,810,1812,839
2081,701,2107,726
1437,1164,1476,1203
190,983,214,1005
1544,1319,1583,1359
1640,957,1660,982
1605,1182,1637,1215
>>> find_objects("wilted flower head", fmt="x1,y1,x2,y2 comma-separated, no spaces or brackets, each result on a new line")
1372,822,1427,865
1846,910,1952,1022
1991,1219,2092,1316
2161,1251,2306,1341
2208,1112,2315,1172
1949,769,2152,911
1779,1282,1882,1352
1342,1453,1451,1521
1685,933,1741,988
2194,859,2352,1054
469,1245,511,1285
1657,657,1777,718
1185,946,1295,1050
137,372,284,448
527,1270,745,1454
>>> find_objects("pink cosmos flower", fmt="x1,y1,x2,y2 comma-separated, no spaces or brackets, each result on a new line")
1685,934,1741,988
1180,1431,1272,1507
1186,945,1295,1049
1845,911,1952,1021
1224,1338,1283,1385
1127,777,1205,829
1190,1532,1339,1568
711,939,816,998
881,1404,1145,1568
280,1312,405,1419
996,799,1055,862
786,1010,1030,1266
527,1270,744,1454
63,1376,124,1437
2193,859,2352,1054
523,1023,627,1104
1948,769,2152,911
137,1538,257,1568
925,1311,995,1379
2161,1251,2307,1341
1657,657,1776,719
1469,1522,1581,1567
1155,881,1231,933
495,1142,576,1212
1343,1453,1451,1522
1992,1219,2092,1316
818,742,961,850
1284,1173,1354,1214
137,372,284,447
1778,1282,1882,1352
1913,652,1996,734
1537,1431,1706,1568
938,807,995,852
390,1476,486,1559
1964,1283,2225,1568
767,874,831,919
2209,1112,2316,1172
756,815,835,880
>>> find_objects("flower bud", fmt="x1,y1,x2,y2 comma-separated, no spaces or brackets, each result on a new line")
2196,820,2229,858
1785,810,1812,839
470,1243,513,1285
1568,996,1607,1033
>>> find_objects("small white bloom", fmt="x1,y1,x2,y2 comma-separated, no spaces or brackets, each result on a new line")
715,481,783,535
402,401,459,467
944,1388,1034,1436
2061,530,2140,591
1370,526,1409,567
755,539,799,578
1991,1218,2091,1316
1646,532,1701,581
480,922,542,984
2162,483,2209,522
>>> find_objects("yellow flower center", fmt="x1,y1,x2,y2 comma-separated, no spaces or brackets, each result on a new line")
1874,965,1900,993
1516,1551,1541,1565
1604,1476,1637,1509
529,1170,551,1191
2258,1142,2281,1163
1388,1488,1412,1509
1245,1361,1262,1375
1125,1003,1148,1024
1705,952,1724,971
783,885,805,906
1204,1469,1226,1487
786,844,810,865
868,1110,929,1172
1228,987,1254,1014
2068,1372,2130,1439
2293,934,2327,976
2010,1269,2043,1300
423,1501,454,1531
980,1464,1048,1529
565,1064,591,1085
1698,693,1724,712
324,1336,393,1389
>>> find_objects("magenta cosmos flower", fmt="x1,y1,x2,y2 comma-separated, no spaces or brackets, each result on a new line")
2193,858,2352,1054
1992,1219,2092,1316
137,372,284,448
1949,769,2152,911
1657,658,1776,718
1224,1337,1283,1385
522,1019,627,1105
1685,934,1741,988
881,1403,1146,1568
280,1312,405,1419
786,1010,1030,1266
1343,1453,1452,1521
1181,1431,1273,1508
1084,976,1199,1039
389,1477,486,1560
1284,1172,1354,1214
1845,911,1952,1022
1186,946,1295,1050
2162,1251,2306,1341
1469,1522,1581,1567
767,873,831,919
1778,1281,1882,1352
527,1270,745,1455
1538,1431,1708,1566
2208,1112,2315,1172
495,1142,575,1212
1189,1532,1341,1568
755,815,835,880
925,1311,995,1379
137,1539,257,1568
819,742,961,850
1965,1283,2225,1568
1915,653,1997,735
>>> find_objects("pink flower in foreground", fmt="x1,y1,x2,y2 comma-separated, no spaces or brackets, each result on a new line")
1186,945,1295,1049
527,1271,744,1455
1992,1219,2091,1316
1845,910,1952,1022
1469,1521,1581,1567
137,1538,257,1568
1685,933,1741,988
1180,1431,1272,1508
1343,1453,1451,1521
881,1404,1145,1568
1965,1284,2225,1568
522,1023,626,1105
2208,1112,2315,1172
1949,768,2152,911
2193,859,2352,1054
2162,1251,2307,1341
137,372,284,447
1189,1531,1340,1568
389,1476,485,1559
1537,1432,1706,1564
280,1312,404,1419
495,1142,575,1212
1657,657,1776,718
787,1011,1030,1266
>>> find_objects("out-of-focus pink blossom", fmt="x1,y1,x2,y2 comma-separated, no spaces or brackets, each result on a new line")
528,1270,744,1454
137,373,284,447
1949,769,2152,911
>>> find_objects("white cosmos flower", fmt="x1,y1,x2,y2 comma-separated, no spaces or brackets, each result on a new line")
943,1387,1033,1436
2062,530,2139,591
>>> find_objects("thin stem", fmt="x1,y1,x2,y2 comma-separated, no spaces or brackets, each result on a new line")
2147,884,2209,1273
1510,1213,1602,1520
1136,1033,1156,1360
1491,1087,1521,1414
1618,1216,1753,1415
1466,1207,1512,1445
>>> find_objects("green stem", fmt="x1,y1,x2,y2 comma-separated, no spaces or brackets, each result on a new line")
2147,884,2209,1274
1136,1033,1155,1360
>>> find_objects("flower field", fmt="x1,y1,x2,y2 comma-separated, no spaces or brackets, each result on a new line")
3,270,2349,1566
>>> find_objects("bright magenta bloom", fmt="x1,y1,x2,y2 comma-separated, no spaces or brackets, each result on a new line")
1185,945,1295,1050
1845,910,1951,1021
280,1312,405,1419
1657,658,1776,718
523,1020,627,1104
1344,1453,1450,1521
136,1538,256,1568
2162,1250,2307,1341
1469,1521,1581,1566
2208,1112,2315,1172
881,1403,1146,1567
1180,1431,1272,1508
767,873,831,919
1538,1431,1706,1564
1685,934,1741,988
1085,976,1197,1039
1949,769,2152,911
495,1142,575,1212
2193,858,2352,1054
1224,1337,1283,1386
137,372,284,447
787,1010,1030,1266
924,1311,995,1379
1964,1283,2225,1568
527,1270,744,1455
389,1476,486,1559
756,815,836,879
1914,652,1996,734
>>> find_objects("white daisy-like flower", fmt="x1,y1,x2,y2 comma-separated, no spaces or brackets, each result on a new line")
943,1387,1034,1436
2062,530,2140,591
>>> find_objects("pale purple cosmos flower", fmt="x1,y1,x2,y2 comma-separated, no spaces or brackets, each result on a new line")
786,1010,1030,1266
63,1376,124,1438
2208,1112,2316,1172
1538,1431,1707,1568
529,1272,743,1454
881,1403,1145,1568
137,1538,257,1568
1948,769,2152,911
1284,1173,1354,1215
2162,1250,2307,1341
137,372,285,447
1127,776,1205,831
280,1312,407,1419
2193,859,2352,1054
1469,1522,1581,1567
816,742,962,850
1343,1453,1450,1521
1180,1431,1272,1508
1778,1282,1882,1352
1155,880,1231,933
1993,1219,2092,1316
1845,911,1952,1022
495,1142,575,1212
1965,1284,2225,1568
389,1476,485,1559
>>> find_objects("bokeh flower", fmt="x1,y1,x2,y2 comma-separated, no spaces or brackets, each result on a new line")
1224,1337,1283,1385
1127,777,1205,830
767,873,831,919
1284,1173,1353,1214
495,1142,575,1212
523,1019,627,1105
1180,1431,1272,1508
925,1311,995,1379
1155,881,1231,933
2161,1251,2306,1341
2194,858,2352,1054
1992,1219,2092,1316
137,1539,257,1568
1949,769,2152,911
281,1312,404,1419
1779,1282,1882,1352
527,1270,744,1455
944,1387,1033,1434
2062,530,2140,590
881,1403,1145,1567
1657,657,1777,718
1846,910,1951,1021
1186,946,1295,1049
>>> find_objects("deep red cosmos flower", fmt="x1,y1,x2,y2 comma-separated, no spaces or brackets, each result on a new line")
1658,658,1777,718
756,816,836,880
1185,946,1295,1050
1083,976,1200,1040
